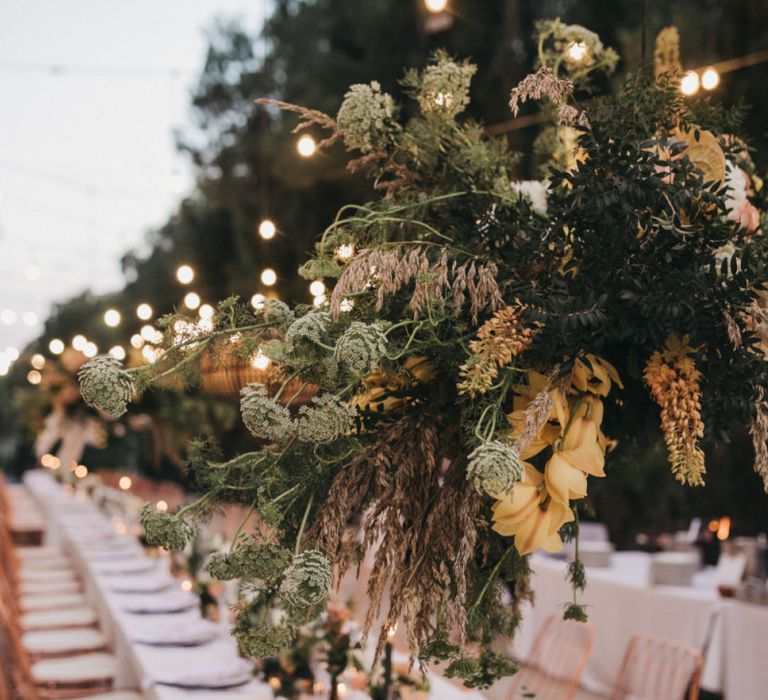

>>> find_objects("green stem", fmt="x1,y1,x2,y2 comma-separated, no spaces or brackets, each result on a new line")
470,545,515,615
229,500,258,551
294,493,314,555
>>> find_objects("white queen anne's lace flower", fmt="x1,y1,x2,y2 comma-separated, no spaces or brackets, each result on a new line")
419,54,476,117
263,300,295,330
78,356,135,418
334,322,387,377
240,383,295,443
297,393,356,445
467,441,524,498
336,81,397,153
285,311,331,348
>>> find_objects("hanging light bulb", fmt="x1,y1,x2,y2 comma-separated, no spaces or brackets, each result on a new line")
565,41,588,63
31,354,45,370
104,309,121,327
258,219,277,240
296,134,317,157
184,292,201,310
109,345,126,361
136,303,153,320
72,334,87,351
701,66,720,90
83,342,98,358
27,370,42,385
424,0,448,12
680,70,700,96
251,293,266,310
309,280,326,297
199,304,214,320
118,476,132,490
261,268,277,286
176,264,194,284
130,334,144,349
49,339,65,355
251,352,271,370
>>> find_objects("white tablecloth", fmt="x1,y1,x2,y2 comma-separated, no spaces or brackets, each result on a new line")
511,552,724,696
720,598,768,699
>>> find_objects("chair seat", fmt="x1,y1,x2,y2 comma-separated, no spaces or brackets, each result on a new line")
76,693,144,700
22,605,98,630
22,593,88,612
21,558,73,573
22,579,81,596
19,567,78,583
31,652,117,684
16,546,64,560
510,667,582,699
573,690,608,700
22,628,107,655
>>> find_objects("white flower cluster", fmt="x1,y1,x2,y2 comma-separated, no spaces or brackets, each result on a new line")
297,393,356,445
78,356,135,418
419,56,476,117
334,322,387,377
278,549,332,612
285,310,331,348
336,81,397,153
240,383,295,443
467,441,524,498
263,300,295,330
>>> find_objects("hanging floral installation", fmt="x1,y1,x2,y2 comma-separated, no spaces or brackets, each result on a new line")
78,21,768,686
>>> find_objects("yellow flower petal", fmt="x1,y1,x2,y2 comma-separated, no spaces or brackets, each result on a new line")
560,418,606,476
545,453,588,505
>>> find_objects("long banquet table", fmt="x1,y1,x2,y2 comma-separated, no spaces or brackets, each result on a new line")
23,470,485,700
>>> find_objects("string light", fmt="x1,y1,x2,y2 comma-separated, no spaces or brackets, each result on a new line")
701,66,720,90
142,345,157,363
41,454,56,469
23,263,41,281
680,70,700,96
74,464,88,478
30,354,45,369
199,304,214,320
565,41,588,63
180,579,193,592
261,268,277,286
184,292,201,310
176,264,194,284
313,295,327,307
83,342,98,358
109,345,126,360
130,334,144,349
22,311,38,327
49,338,64,354
104,309,121,327
335,244,355,262
251,293,266,310
296,134,317,157
155,500,168,512
72,334,87,351
27,370,42,385
424,0,448,12
137,303,153,320
1,309,16,325
251,352,271,370
309,280,326,297
258,219,277,240
118,476,132,490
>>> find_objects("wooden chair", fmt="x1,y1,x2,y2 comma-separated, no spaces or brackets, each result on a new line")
610,635,703,700
507,614,596,700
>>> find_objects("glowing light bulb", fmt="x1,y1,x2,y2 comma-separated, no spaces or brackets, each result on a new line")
104,309,121,327
74,464,88,478
199,304,214,320
83,342,98,358
251,293,266,310
309,280,326,297
49,339,65,354
72,334,87,351
109,345,126,361
142,345,157,363
180,579,193,592
251,352,271,370
701,67,720,91
184,292,201,310
296,134,317,157
23,264,41,281
425,0,448,11
5,347,19,361
313,294,327,307
22,311,38,327
137,303,153,320
335,244,355,262
176,264,194,284
258,219,277,240
130,334,144,349
339,298,355,313
118,476,132,490
41,454,55,468
680,70,700,96
1,309,16,325
27,370,42,385
156,500,168,512
565,41,588,63
31,354,45,369
261,268,277,286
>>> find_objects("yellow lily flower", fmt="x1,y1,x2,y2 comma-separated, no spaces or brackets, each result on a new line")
571,354,623,396
545,452,588,505
492,464,575,555
558,417,605,476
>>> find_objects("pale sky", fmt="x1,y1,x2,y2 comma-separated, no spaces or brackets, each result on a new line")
0,0,270,356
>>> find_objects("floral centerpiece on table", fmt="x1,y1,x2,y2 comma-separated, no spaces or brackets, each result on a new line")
78,22,768,686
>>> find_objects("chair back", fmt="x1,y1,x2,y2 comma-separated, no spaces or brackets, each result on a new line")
610,634,703,700
507,614,596,700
